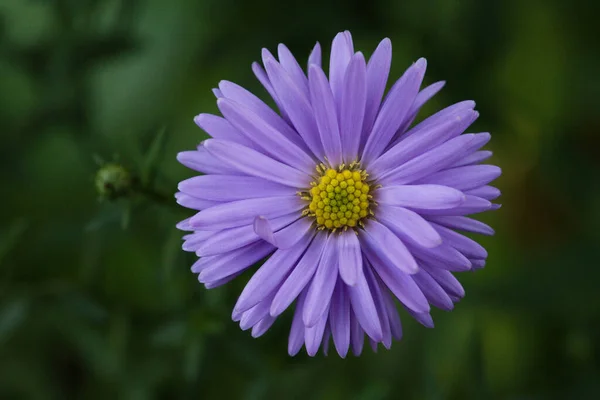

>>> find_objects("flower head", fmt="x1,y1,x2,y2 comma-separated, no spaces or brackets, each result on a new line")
176,31,501,357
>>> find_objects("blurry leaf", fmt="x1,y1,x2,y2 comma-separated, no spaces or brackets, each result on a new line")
107,311,129,376
161,226,181,279
0,0,55,47
565,329,593,365
150,319,186,347
92,153,105,166
85,203,124,231
353,383,390,400
60,292,108,323
61,322,115,379
84,203,132,232
121,204,131,230
424,311,476,392
183,337,202,383
481,312,536,393
0,218,28,266
188,308,224,336
141,126,167,186
76,34,138,67
0,298,29,345
244,379,269,400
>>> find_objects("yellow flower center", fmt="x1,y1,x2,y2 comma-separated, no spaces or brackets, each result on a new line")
303,166,372,231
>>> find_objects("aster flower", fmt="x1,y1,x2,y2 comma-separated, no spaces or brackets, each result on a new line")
176,31,501,357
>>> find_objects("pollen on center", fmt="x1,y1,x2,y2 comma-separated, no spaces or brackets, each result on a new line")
302,166,373,231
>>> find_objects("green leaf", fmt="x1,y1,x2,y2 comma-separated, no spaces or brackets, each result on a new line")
85,203,122,231
183,337,202,383
0,298,29,345
121,204,131,230
141,126,167,186
0,218,28,267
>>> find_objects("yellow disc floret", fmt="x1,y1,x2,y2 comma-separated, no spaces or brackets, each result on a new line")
305,167,372,231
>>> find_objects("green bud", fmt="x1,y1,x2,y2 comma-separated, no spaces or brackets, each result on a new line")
95,163,133,201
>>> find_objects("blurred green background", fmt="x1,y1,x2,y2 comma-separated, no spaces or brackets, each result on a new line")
1,0,599,399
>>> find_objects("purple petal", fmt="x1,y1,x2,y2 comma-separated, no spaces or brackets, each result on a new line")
322,325,331,356
329,280,350,358
364,267,392,349
217,98,314,173
194,113,255,149
449,294,462,303
362,38,392,146
240,291,276,331
393,100,476,146
426,215,495,236
177,148,239,175
340,52,367,161
204,271,243,289
369,339,379,353
234,231,313,313
416,195,492,216
303,235,339,327
451,150,493,168
176,217,194,231
432,222,488,259
251,61,291,124
361,220,418,274
288,289,307,356
411,243,472,272
382,290,403,340
380,133,491,185
407,309,434,328
270,232,327,317
196,213,298,256
347,265,383,342
212,88,223,98
178,175,295,202
305,306,329,356
197,240,274,283
253,216,313,249
184,230,223,253
251,315,276,338
175,193,221,211
263,54,324,159
471,258,486,270
190,196,303,231
377,205,442,249
337,230,363,286
361,58,427,165
219,80,299,144
363,250,430,313
420,265,465,298
308,64,343,165
419,165,502,191
376,184,465,210
412,269,454,311
203,139,309,187
183,236,211,253
369,107,477,177
196,224,258,256
398,81,446,134
329,31,354,107
350,313,365,356
465,186,501,201
307,42,321,68
278,43,309,97
190,256,212,274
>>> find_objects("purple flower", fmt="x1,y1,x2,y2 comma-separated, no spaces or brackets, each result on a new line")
176,31,501,357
